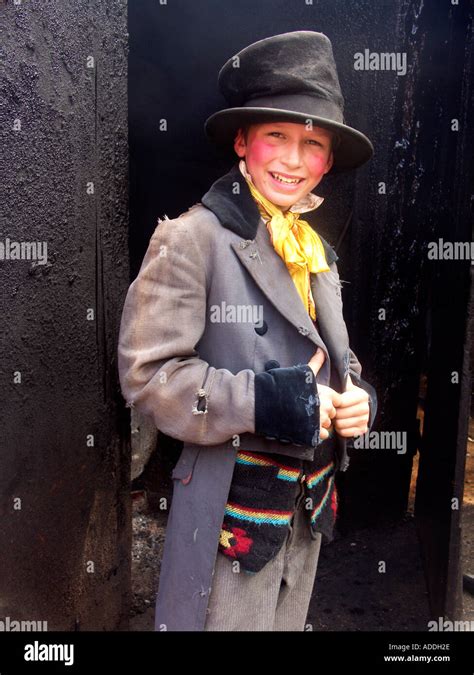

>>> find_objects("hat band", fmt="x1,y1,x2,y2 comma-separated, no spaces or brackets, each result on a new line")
242,93,344,124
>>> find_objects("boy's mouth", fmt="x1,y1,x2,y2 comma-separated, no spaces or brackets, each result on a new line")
268,171,305,189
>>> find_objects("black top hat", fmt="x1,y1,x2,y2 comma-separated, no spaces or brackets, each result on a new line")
204,31,373,174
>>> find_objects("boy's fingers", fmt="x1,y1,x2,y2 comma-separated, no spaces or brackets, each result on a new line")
334,402,369,419
336,427,368,438
337,389,368,408
335,417,368,431
322,404,337,419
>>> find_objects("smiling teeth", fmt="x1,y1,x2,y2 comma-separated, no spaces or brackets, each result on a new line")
271,172,301,184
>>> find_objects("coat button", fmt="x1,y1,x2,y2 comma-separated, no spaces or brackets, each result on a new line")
264,359,280,371
254,320,268,335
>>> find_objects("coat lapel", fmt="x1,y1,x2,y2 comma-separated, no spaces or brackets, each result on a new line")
229,220,327,353
310,271,351,389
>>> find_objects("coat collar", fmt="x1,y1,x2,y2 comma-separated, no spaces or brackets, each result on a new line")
201,161,339,265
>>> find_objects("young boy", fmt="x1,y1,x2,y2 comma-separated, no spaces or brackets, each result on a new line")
118,30,377,632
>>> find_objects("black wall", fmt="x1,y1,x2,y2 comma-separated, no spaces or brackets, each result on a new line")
1,0,130,629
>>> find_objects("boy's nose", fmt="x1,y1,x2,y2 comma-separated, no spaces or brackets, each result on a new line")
281,143,303,168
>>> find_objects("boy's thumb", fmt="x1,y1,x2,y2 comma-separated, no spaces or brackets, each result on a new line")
331,390,343,408
308,347,326,375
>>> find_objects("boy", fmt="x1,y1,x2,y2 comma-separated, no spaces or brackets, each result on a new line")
118,31,377,632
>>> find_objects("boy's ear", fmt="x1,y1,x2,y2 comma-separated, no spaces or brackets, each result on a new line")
324,150,334,174
233,128,246,158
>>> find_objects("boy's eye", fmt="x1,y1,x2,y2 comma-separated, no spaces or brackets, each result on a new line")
267,132,323,147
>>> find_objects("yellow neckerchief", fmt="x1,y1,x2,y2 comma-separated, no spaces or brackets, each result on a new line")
239,159,330,321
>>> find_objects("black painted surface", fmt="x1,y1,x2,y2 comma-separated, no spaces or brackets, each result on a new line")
1,1,130,629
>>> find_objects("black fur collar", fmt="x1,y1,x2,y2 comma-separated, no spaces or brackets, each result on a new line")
201,161,338,264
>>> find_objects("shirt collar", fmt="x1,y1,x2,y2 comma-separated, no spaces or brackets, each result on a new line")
238,159,325,215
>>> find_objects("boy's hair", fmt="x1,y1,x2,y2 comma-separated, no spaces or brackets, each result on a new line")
238,121,341,154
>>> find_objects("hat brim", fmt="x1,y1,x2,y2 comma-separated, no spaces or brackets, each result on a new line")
204,107,373,174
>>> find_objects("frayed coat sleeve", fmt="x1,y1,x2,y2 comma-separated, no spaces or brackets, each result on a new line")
117,216,320,447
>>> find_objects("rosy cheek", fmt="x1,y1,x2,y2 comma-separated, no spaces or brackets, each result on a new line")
307,155,329,176
247,140,275,165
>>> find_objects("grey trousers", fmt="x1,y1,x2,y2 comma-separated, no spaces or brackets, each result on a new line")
203,480,323,631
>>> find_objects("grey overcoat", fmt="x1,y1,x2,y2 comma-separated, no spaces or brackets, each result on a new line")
117,161,377,631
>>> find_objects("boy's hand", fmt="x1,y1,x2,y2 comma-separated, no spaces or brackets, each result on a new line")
308,348,342,441
333,374,370,438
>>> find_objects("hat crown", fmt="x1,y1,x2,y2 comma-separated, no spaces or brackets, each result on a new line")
218,31,344,111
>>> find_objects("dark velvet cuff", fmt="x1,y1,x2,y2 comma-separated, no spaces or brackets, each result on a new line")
254,364,320,447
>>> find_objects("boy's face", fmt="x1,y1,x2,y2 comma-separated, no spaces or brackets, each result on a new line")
234,121,334,210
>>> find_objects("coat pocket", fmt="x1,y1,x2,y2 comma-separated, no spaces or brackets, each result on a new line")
171,443,202,485
230,450,302,492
